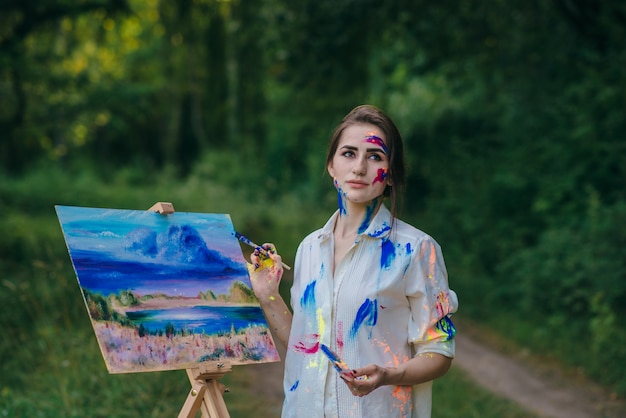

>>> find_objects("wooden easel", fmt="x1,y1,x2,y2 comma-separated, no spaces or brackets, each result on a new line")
178,362,232,418
148,201,176,215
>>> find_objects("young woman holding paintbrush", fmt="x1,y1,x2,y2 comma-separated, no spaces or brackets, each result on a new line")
249,105,458,418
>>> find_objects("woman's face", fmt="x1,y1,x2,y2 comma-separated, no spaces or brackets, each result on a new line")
327,123,390,207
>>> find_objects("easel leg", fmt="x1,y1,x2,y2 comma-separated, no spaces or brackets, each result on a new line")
178,378,208,418
202,379,230,417
179,363,232,418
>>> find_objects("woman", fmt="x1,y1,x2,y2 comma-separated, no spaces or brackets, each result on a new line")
250,105,458,418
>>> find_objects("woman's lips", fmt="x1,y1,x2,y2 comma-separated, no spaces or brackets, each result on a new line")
346,180,368,189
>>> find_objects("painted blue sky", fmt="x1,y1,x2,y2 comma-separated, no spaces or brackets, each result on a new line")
56,206,249,297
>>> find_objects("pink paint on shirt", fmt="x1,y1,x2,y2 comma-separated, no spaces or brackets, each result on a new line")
336,321,344,351
293,334,320,354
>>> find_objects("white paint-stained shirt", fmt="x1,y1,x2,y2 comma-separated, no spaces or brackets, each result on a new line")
282,205,458,418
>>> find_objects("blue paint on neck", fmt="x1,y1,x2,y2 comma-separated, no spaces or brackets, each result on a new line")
357,201,378,234
337,189,347,217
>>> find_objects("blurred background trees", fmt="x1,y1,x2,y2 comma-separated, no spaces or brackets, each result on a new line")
2,0,625,410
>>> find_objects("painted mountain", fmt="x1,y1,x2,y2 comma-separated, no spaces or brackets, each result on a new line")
55,205,279,374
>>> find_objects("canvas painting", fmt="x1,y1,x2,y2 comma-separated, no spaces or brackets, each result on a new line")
55,205,280,374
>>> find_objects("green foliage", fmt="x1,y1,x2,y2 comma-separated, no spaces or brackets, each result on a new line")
492,200,626,391
2,0,626,411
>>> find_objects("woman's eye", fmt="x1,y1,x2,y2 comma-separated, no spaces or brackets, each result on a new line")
341,151,355,158
368,153,383,161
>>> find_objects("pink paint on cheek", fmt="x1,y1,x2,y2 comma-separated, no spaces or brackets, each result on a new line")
372,168,388,185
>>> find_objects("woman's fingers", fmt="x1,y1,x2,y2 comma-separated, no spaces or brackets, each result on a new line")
251,243,282,272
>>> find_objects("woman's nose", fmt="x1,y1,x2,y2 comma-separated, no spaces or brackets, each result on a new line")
352,157,367,175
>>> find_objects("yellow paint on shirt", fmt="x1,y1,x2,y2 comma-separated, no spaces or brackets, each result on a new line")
316,308,325,337
304,308,326,370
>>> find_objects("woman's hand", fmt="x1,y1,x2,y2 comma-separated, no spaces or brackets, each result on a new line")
248,243,284,303
339,364,386,397
247,243,292,349
342,353,452,396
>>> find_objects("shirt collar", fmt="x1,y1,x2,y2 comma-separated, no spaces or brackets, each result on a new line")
360,204,392,239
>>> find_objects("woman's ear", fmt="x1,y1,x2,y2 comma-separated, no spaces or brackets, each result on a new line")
327,163,335,178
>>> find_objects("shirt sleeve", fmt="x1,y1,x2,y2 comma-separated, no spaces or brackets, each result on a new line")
405,236,458,358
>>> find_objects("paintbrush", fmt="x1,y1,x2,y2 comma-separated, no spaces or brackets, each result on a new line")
235,232,291,270
320,344,351,373
320,343,368,380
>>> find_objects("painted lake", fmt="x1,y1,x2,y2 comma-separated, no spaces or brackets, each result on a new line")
125,305,267,335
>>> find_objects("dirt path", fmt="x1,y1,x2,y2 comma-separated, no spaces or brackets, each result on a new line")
245,324,625,417
454,330,625,418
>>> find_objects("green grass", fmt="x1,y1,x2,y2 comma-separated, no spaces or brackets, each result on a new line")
433,367,538,418
0,165,543,417
0,244,539,418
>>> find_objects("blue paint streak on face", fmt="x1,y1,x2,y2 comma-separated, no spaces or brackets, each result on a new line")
300,280,317,309
357,201,378,234
289,380,299,392
349,298,378,338
381,238,396,270
365,135,389,155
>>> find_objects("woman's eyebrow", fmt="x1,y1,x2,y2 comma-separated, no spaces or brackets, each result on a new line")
339,145,385,154
365,135,388,154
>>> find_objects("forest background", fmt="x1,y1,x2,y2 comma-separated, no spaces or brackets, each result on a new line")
1,0,625,417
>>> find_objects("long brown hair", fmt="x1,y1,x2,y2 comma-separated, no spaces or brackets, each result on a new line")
325,105,406,220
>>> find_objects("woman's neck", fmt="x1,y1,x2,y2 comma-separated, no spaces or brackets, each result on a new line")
334,198,382,238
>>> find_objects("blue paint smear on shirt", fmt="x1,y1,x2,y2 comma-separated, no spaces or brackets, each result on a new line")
369,222,391,238
300,280,317,309
381,238,396,270
436,316,457,341
405,242,413,255
350,298,378,338
289,380,299,392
